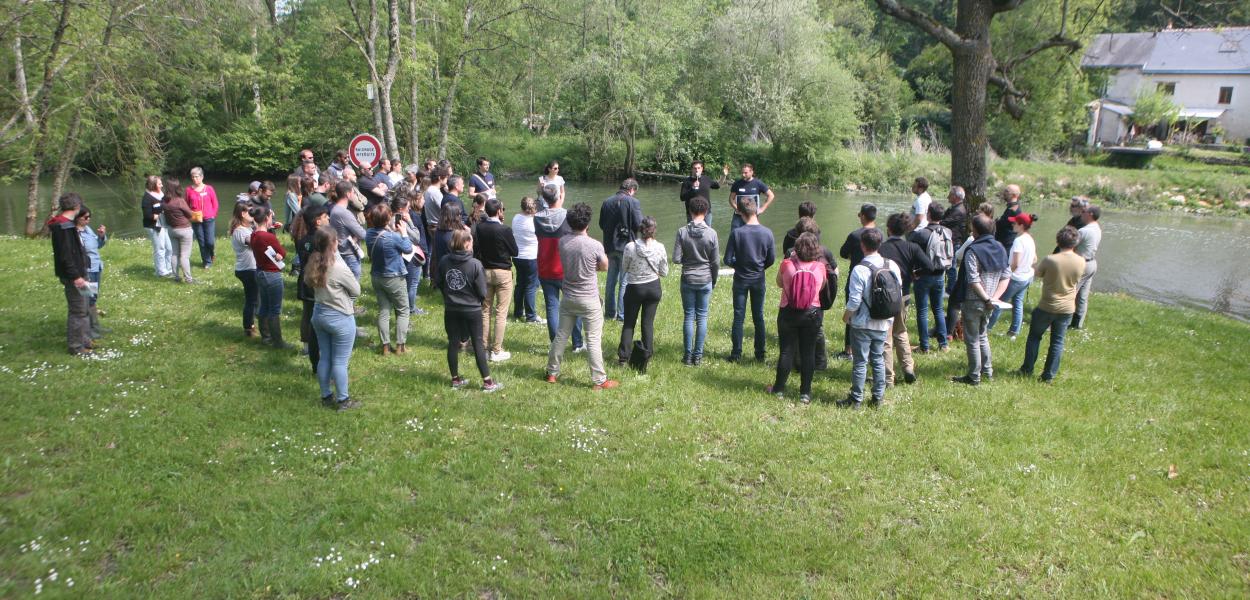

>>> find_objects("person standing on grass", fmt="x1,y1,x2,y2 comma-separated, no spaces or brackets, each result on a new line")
365,204,414,356
1019,226,1085,382
546,203,619,391
422,167,448,275
229,202,259,339
727,163,774,235
329,150,349,180
616,216,668,367
141,176,175,278
838,228,900,409
988,213,1038,337
767,232,828,405
162,178,197,284
294,205,330,372
785,217,837,373
329,180,367,282
437,228,503,393
187,167,220,269
724,197,776,363
835,203,878,361
391,191,428,316
535,185,584,351
600,178,643,322
912,177,932,229
673,196,718,366
474,198,519,362
939,186,970,342
1070,205,1102,330
679,161,727,225
48,193,92,355
443,176,468,226
908,203,954,353
951,215,1011,386
75,206,109,342
511,196,543,325
537,161,565,209
878,212,933,386
283,174,303,234
468,156,498,200
306,227,362,411
781,201,818,258
250,207,292,350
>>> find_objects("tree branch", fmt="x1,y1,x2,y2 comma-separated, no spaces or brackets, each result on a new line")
1001,35,1081,71
873,0,965,50
992,0,1026,14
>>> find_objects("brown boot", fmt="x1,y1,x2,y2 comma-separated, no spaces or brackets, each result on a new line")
396,344,407,354
382,344,393,356
245,326,258,338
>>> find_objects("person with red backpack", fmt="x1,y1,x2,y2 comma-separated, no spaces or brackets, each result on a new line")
767,233,828,405
838,228,902,409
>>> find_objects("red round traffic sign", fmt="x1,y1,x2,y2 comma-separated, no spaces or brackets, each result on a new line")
348,133,383,169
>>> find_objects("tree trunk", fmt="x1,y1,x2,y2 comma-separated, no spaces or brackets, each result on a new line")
24,0,73,237
436,56,465,160
949,0,994,204
50,108,84,205
251,25,263,117
623,123,636,177
379,0,402,158
407,0,420,161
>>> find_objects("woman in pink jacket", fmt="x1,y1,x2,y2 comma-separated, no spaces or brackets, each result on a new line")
187,166,220,268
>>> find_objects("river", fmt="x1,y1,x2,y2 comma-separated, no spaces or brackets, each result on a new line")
3,174,1248,321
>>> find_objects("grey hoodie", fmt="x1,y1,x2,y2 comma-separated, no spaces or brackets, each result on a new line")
673,220,719,286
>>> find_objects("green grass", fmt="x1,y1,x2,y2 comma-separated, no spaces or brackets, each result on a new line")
2,237,1248,598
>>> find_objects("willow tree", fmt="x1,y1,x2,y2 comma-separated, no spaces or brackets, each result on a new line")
875,0,1079,202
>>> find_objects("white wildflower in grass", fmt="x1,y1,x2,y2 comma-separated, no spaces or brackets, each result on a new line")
312,541,391,591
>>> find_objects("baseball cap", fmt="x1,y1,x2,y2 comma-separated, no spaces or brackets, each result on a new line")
248,181,262,192
1007,213,1033,226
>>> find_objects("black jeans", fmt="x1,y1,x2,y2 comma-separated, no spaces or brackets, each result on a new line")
617,279,662,361
773,307,822,395
301,299,320,373
234,269,258,330
445,309,489,379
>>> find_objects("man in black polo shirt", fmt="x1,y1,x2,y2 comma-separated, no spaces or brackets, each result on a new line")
878,212,933,385
679,161,727,225
834,203,877,360
728,163,775,234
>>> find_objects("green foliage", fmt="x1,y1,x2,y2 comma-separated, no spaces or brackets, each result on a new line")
203,116,305,177
1129,90,1181,132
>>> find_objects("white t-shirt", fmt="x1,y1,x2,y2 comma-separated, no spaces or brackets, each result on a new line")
511,213,538,260
1009,233,1036,281
912,192,932,228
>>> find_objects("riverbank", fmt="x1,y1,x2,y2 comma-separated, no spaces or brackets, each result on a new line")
469,133,1250,217
2,238,1248,597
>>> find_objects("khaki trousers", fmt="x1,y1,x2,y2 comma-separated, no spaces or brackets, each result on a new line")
482,268,514,353
882,301,915,386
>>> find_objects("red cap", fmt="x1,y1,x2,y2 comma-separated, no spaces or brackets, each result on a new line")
1008,213,1033,226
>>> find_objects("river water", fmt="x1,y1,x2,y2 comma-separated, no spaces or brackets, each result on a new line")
3,175,1248,320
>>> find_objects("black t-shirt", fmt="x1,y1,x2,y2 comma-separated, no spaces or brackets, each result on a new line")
995,203,1021,250
839,226,872,268
729,178,769,210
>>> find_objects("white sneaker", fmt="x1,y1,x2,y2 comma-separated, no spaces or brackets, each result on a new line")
572,346,586,354
489,350,512,362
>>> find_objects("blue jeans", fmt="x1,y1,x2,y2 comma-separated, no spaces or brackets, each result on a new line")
731,278,767,359
405,260,423,310
539,278,582,349
913,274,948,350
255,270,284,317
235,269,258,330
512,257,539,320
849,327,887,402
681,281,713,358
988,277,1031,334
312,304,356,401
341,252,362,280
86,270,101,307
192,218,216,266
1020,307,1072,381
605,252,626,319
145,227,174,276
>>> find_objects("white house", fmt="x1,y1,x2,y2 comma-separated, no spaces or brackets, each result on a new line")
1082,27,1250,145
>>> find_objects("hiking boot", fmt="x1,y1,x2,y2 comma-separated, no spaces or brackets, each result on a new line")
903,370,917,384
396,344,407,354
382,344,393,356
692,354,703,366
682,353,693,366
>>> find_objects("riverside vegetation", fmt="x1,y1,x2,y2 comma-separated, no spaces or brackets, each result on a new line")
1,237,1248,597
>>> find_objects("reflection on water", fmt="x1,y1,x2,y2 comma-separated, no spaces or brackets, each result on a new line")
2,175,1248,320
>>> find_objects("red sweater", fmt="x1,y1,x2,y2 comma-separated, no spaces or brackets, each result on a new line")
249,230,287,272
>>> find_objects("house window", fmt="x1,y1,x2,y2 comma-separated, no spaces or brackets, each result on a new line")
1219,87,1234,104
1157,82,1176,95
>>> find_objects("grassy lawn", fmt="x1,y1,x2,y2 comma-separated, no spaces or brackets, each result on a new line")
1,237,1248,598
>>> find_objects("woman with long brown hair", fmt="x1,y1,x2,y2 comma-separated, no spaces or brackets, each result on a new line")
306,226,361,411
228,202,258,337
162,178,197,283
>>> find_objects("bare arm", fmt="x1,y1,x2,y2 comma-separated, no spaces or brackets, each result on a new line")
759,189,776,215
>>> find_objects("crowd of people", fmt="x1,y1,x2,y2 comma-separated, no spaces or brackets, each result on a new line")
47,152,1105,410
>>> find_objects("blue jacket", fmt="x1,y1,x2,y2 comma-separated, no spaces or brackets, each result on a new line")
78,226,107,273
365,228,413,277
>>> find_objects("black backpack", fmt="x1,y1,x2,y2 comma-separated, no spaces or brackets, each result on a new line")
861,258,903,319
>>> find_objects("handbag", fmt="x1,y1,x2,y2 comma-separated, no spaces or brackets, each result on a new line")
190,210,204,223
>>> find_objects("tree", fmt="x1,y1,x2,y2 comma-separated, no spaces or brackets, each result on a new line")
1128,89,1179,138
874,0,1081,202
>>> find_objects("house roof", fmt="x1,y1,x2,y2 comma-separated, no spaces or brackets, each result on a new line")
1083,27,1250,74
